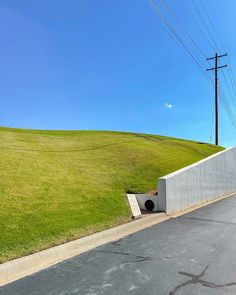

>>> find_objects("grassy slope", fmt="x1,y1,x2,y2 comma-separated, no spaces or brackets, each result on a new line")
0,127,223,262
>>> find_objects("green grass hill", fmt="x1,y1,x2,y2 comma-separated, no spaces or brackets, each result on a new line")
0,127,223,262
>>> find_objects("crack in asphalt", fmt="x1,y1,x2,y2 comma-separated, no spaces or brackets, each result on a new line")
121,256,152,265
169,264,236,294
110,238,124,246
92,250,151,265
92,250,130,256
181,216,236,226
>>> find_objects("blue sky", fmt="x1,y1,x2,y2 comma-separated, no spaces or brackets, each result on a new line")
1,0,236,147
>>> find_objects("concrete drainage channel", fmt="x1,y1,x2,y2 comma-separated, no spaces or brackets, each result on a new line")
127,193,160,219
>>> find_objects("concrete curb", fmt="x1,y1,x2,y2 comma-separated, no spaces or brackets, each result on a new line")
1,191,234,287
0,213,168,287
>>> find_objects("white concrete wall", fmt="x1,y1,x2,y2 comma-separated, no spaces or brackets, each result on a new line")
158,147,236,214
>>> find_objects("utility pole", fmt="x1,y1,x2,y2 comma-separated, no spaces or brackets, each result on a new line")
206,53,227,145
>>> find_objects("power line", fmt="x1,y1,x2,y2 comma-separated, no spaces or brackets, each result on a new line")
221,70,236,108
196,0,236,107
227,62,236,96
218,83,236,128
190,0,236,136
165,0,236,133
219,85,236,128
179,0,215,52
146,0,236,144
160,0,216,82
146,0,212,82
147,0,218,145
191,0,221,53
182,0,236,135
198,0,225,52
159,0,207,61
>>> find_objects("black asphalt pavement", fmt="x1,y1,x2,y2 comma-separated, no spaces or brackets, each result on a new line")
2,195,236,295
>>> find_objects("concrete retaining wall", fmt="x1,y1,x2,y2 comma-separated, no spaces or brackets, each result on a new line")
158,147,236,214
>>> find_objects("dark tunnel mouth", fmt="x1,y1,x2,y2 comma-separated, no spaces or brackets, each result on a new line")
145,200,155,211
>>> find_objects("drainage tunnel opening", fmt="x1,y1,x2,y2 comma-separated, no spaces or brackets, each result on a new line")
144,200,155,211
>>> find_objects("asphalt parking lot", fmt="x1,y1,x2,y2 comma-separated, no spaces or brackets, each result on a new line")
2,195,236,295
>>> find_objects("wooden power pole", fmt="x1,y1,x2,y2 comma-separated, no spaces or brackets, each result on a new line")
207,53,227,145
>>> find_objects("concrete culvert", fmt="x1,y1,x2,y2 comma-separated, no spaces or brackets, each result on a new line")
145,200,155,211
129,194,159,212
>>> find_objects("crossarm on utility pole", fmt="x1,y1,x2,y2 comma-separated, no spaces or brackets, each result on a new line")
207,53,227,61
206,65,228,71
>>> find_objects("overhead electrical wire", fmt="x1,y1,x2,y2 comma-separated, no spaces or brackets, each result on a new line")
227,65,236,96
198,0,225,51
159,0,215,80
147,0,236,133
191,0,221,53
219,81,236,129
219,84,236,128
221,71,236,108
146,0,216,142
146,0,213,82
159,0,206,61
197,0,236,107
159,0,218,85
179,0,215,53
190,0,236,129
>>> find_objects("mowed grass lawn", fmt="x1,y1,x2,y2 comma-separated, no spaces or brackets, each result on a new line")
0,127,223,262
